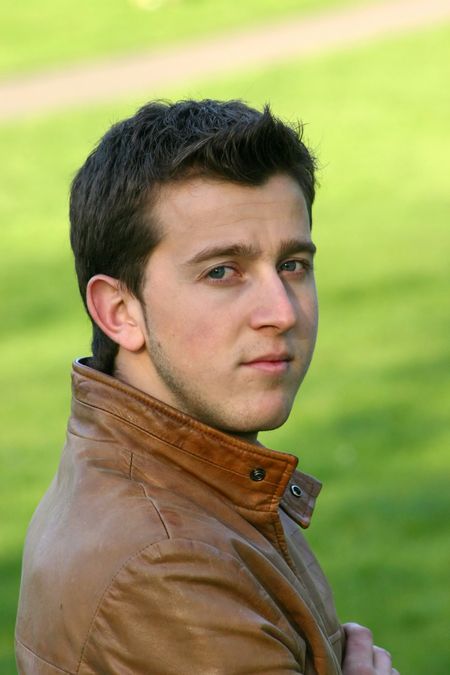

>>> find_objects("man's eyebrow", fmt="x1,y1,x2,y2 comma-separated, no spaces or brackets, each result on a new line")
184,238,317,267
184,242,261,266
277,238,317,259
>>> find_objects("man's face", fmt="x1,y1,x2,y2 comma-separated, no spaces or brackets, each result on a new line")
139,173,318,440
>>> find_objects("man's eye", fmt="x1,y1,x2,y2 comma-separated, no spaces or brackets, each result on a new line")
278,260,310,274
206,265,235,281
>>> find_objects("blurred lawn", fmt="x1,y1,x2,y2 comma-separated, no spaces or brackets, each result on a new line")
0,0,367,77
1,20,449,675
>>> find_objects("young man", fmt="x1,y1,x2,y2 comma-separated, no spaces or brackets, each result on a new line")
16,100,397,674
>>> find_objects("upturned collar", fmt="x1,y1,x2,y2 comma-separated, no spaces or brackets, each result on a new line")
71,358,321,529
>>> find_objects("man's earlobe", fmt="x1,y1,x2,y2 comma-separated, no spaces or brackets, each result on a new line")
86,275,146,352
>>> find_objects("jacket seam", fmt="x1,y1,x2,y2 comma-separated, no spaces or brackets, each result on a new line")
76,489,172,671
15,637,74,674
76,541,161,673
271,518,297,572
128,450,133,479
328,627,343,644
131,469,171,541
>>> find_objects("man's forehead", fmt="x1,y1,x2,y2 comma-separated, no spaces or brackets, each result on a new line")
151,174,310,240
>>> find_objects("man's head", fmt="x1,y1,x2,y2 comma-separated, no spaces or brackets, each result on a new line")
70,99,318,439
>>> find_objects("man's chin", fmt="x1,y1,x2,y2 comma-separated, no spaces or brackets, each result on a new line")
220,405,293,440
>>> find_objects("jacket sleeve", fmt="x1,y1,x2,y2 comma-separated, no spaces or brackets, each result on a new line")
78,538,306,674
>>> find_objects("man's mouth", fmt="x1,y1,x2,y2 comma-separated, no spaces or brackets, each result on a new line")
242,353,293,374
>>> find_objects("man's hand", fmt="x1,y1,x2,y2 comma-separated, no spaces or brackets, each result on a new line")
342,623,399,675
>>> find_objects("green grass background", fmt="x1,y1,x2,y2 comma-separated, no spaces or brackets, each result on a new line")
1,4,449,673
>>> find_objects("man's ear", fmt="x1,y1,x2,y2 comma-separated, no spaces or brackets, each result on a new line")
86,275,146,353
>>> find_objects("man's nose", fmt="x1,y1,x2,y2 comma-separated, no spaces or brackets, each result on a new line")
249,273,297,333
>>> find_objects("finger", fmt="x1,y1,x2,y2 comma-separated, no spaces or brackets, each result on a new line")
373,645,392,672
343,623,374,653
342,623,374,671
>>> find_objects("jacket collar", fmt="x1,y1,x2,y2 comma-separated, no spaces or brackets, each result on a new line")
72,358,321,529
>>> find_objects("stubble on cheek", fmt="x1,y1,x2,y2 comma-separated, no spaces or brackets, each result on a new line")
143,317,218,419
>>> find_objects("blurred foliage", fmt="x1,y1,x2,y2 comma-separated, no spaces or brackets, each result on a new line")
1,16,449,675
0,0,366,77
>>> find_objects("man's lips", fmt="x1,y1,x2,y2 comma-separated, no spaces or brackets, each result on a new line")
242,354,293,373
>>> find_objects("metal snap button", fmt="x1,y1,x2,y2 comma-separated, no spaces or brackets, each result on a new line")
290,484,303,498
250,467,266,482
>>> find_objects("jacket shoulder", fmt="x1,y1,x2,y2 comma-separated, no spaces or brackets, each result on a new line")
15,451,199,674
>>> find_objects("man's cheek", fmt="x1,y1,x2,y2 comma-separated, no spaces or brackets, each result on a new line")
185,329,219,352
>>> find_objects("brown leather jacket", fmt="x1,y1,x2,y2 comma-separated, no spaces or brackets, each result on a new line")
16,359,344,674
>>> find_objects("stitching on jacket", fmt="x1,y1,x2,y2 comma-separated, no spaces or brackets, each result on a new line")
15,638,74,674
